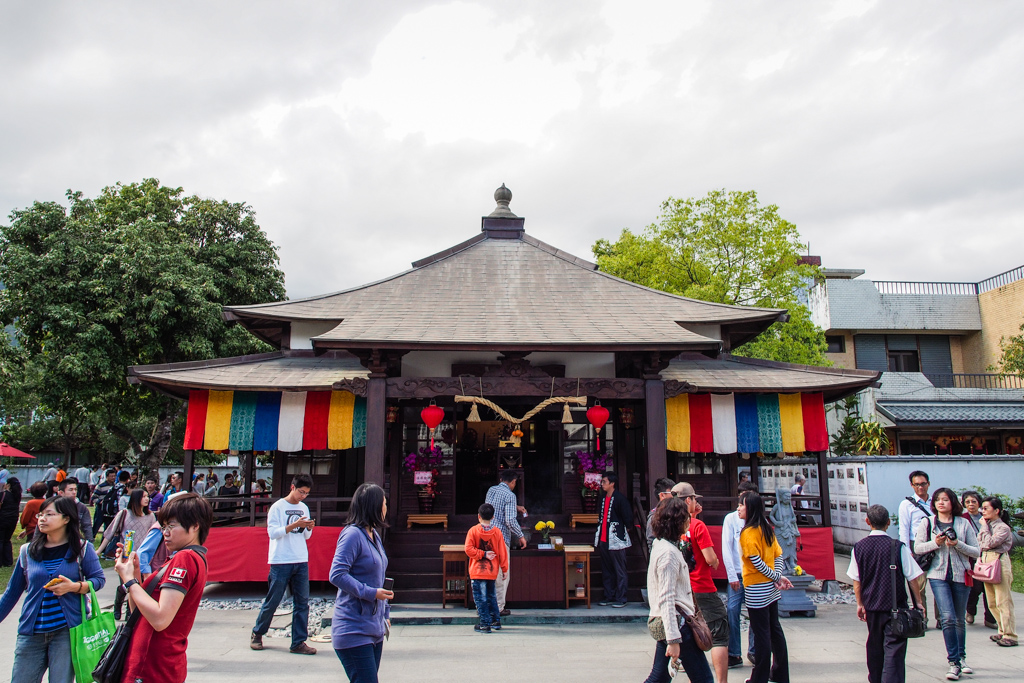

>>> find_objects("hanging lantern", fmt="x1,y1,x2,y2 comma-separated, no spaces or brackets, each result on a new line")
587,402,610,450
618,406,635,429
386,406,400,424
421,402,445,449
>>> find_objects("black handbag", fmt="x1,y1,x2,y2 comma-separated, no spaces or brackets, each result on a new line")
888,540,925,639
909,509,936,572
91,564,170,683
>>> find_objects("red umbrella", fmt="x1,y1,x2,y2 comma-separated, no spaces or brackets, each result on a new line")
0,443,35,459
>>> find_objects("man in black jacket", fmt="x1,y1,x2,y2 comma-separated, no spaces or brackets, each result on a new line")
595,471,632,607
849,505,924,683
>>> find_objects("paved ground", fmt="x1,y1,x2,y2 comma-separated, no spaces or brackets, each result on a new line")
1,565,1022,682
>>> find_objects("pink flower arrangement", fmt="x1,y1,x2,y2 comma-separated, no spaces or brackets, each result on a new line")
576,450,613,475
404,445,444,473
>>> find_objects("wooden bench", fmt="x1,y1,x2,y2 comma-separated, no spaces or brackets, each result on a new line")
407,514,449,530
570,514,599,528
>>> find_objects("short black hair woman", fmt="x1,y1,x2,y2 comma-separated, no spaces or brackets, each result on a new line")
330,482,393,683
644,496,713,683
116,492,213,683
959,490,994,627
0,495,106,683
914,486,980,679
739,492,793,683
0,477,23,566
978,496,1017,647
100,486,157,620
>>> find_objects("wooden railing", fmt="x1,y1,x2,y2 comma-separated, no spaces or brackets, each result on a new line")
205,495,353,527
632,494,649,565
925,373,1024,389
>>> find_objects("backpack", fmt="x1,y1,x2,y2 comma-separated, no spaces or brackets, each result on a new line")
100,485,120,518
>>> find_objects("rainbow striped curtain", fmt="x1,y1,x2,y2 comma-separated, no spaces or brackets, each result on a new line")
665,392,828,454
182,390,367,453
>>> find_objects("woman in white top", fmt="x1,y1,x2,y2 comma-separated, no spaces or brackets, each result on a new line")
644,496,713,683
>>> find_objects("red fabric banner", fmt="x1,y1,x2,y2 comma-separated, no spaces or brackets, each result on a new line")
302,391,332,451
204,526,344,582
801,393,829,452
688,394,714,452
182,390,209,450
707,525,836,581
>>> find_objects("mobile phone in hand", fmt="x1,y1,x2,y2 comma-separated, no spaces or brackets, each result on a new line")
383,577,394,592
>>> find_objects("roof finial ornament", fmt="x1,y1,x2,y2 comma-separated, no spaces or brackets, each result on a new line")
487,183,518,218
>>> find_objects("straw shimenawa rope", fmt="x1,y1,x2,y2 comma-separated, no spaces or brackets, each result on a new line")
454,395,586,426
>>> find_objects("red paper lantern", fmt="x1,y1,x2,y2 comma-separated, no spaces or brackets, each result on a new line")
587,403,610,450
421,402,445,448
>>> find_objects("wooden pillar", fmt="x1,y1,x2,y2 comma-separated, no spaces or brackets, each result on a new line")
242,451,255,495
183,450,195,492
644,379,667,504
365,376,386,486
272,451,287,498
817,450,832,527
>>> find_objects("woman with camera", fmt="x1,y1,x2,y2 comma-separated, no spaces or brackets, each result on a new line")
977,497,1016,647
914,487,979,680
644,496,713,683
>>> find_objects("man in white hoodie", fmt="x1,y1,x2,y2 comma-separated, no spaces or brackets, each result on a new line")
250,474,317,655
722,481,759,668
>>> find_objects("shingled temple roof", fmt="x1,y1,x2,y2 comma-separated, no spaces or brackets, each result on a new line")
224,187,786,352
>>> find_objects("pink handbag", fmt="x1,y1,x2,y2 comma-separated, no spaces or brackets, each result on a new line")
972,554,1003,583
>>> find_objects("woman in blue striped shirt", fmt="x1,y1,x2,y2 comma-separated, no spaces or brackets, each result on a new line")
0,495,106,683
739,493,793,683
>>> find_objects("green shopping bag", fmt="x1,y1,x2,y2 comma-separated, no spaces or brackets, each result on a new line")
70,584,118,683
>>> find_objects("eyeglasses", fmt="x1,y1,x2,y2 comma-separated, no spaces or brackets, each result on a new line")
912,482,929,487
160,523,183,533
36,512,64,520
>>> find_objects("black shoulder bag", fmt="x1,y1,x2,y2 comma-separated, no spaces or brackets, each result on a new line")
906,498,936,571
91,563,170,683
889,540,925,639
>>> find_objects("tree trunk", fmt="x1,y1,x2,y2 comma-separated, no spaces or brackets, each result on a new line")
143,399,187,475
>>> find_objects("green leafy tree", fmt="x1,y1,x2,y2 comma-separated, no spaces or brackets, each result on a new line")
995,323,1024,374
0,179,286,471
593,189,829,365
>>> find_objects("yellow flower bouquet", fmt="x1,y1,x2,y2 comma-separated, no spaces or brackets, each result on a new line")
534,520,555,542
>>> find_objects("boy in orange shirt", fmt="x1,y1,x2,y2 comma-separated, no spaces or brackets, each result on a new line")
465,503,509,633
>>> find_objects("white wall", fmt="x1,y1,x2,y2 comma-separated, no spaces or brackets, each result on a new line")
400,350,616,378
290,321,340,350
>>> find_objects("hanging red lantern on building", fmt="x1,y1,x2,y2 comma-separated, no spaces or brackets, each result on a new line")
421,402,445,449
587,402,610,450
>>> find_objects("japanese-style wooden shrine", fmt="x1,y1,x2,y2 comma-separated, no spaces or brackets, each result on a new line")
129,185,879,602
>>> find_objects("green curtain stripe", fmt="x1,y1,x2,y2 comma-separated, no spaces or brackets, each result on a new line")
352,396,367,448
755,394,783,453
228,391,258,451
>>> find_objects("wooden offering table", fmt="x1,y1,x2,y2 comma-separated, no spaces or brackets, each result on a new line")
439,544,594,609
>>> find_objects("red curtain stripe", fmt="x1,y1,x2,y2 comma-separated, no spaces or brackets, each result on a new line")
688,393,714,452
183,390,210,450
801,393,829,452
302,391,332,450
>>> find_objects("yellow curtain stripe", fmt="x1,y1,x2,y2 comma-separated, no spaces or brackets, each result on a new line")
204,390,234,451
778,393,806,453
665,394,691,453
328,391,356,450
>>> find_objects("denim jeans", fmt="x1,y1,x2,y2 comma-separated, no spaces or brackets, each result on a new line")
335,641,383,683
252,562,310,649
727,583,756,659
11,628,74,683
643,621,714,683
930,578,971,663
472,579,499,627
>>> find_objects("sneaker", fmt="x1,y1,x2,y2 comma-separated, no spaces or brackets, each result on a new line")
499,608,511,617
491,621,502,631
984,620,998,629
598,600,612,606
966,613,974,624
474,624,491,633
728,656,744,668
250,633,264,651
946,661,961,680
612,601,627,608
747,653,757,666
959,659,973,675
289,643,317,655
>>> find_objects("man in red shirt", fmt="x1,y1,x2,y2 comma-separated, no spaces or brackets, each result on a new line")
673,482,731,682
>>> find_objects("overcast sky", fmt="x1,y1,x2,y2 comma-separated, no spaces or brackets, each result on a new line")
3,1,1023,298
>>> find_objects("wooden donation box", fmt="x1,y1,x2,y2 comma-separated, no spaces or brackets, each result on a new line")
440,544,593,609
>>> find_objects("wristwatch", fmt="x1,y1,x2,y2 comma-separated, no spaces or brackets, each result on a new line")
122,579,139,593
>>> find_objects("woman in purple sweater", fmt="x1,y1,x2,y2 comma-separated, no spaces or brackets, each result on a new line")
330,483,394,682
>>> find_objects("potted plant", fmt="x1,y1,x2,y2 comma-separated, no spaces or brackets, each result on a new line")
576,450,613,513
534,520,555,544
404,445,444,513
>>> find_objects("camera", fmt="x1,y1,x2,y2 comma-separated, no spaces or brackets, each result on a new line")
939,528,957,542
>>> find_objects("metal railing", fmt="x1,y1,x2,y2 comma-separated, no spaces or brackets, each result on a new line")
978,265,1024,293
873,281,978,296
925,373,1024,389
206,495,353,527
